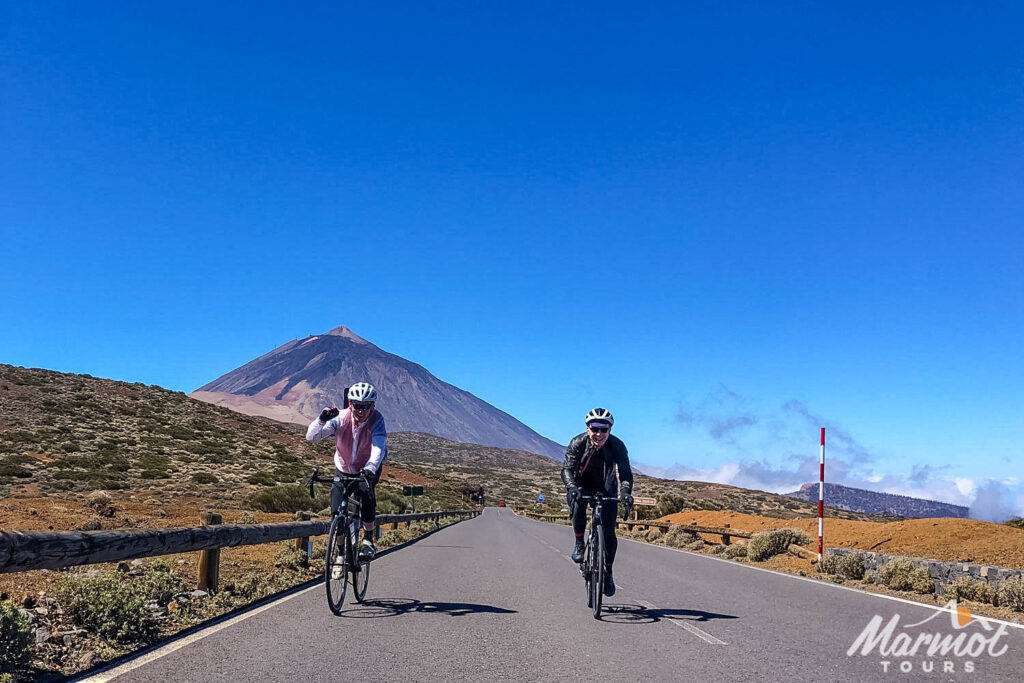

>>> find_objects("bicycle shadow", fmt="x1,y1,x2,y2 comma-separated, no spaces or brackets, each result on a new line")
339,597,518,619
598,603,738,625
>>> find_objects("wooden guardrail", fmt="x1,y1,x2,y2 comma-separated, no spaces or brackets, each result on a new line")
0,509,479,582
521,511,752,544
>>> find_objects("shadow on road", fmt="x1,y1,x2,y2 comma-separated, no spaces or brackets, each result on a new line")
599,603,738,625
339,598,518,619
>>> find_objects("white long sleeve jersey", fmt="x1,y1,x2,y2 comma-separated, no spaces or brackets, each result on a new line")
305,408,387,474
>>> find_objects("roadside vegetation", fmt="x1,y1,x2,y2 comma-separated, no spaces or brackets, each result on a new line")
1,515,467,679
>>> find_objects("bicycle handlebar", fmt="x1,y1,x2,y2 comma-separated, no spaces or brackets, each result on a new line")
576,494,632,519
306,467,368,499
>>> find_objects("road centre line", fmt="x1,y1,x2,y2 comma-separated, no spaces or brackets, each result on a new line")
637,599,727,645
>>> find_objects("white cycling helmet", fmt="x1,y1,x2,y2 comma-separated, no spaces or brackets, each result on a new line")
585,407,614,426
347,382,378,403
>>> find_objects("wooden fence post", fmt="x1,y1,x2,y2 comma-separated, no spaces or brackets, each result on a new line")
722,523,731,546
197,511,222,593
293,511,311,563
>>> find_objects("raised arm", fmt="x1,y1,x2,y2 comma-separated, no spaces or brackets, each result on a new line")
306,409,340,443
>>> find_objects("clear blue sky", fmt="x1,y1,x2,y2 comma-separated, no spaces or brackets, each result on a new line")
2,2,1022,518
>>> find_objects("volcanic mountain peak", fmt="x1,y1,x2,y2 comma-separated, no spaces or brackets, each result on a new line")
323,326,372,345
192,326,565,459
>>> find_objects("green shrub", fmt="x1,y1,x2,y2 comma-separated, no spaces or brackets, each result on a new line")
817,554,841,575
276,545,308,570
748,528,812,561
819,553,867,581
56,574,155,642
0,602,31,677
997,575,1024,612
839,553,866,580
944,577,997,605
709,544,728,555
376,487,409,514
652,494,687,518
244,484,329,513
55,564,186,643
663,525,698,549
1005,519,1024,531
645,528,664,543
723,544,748,559
86,490,111,511
136,561,187,604
0,461,30,479
246,472,277,486
237,511,257,524
879,558,934,594
192,472,218,484
685,539,706,551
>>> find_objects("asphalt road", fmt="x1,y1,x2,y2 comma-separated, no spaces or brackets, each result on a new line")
84,507,1024,682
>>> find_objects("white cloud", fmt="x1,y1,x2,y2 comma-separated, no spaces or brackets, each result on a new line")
955,478,977,498
968,480,1022,523
658,391,1024,522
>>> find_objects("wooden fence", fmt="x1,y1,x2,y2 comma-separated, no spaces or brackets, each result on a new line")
521,511,752,545
0,509,479,591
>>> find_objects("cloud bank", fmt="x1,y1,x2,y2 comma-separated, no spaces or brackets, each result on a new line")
640,389,1024,522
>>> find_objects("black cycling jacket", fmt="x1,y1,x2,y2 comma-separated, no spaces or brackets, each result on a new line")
560,433,633,497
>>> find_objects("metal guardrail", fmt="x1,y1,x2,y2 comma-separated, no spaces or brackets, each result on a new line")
0,509,480,575
521,511,752,544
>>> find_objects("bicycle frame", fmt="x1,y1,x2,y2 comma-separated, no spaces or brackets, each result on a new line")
308,469,372,613
577,493,620,619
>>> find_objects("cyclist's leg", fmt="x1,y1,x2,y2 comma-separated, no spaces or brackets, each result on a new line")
359,468,380,531
357,468,381,558
569,489,590,561
600,498,618,566
330,468,345,517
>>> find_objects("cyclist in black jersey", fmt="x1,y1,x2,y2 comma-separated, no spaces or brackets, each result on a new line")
561,407,633,597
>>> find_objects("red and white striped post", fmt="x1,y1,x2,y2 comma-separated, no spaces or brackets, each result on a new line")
817,427,825,562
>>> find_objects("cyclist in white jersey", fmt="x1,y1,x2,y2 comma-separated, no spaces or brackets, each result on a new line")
306,382,387,560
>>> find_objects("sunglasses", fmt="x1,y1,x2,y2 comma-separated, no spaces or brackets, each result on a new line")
351,403,374,411
588,426,610,433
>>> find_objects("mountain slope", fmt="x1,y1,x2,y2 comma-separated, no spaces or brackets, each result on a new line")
786,482,968,518
191,326,564,459
1,364,889,521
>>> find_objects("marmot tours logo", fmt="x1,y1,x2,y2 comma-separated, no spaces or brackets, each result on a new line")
847,600,1010,675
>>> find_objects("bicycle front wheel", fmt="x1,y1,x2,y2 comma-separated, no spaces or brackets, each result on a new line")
325,516,348,614
592,522,606,619
583,530,594,608
351,523,371,603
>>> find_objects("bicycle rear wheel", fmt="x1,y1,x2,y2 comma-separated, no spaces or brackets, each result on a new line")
351,523,371,603
592,522,606,619
324,516,348,614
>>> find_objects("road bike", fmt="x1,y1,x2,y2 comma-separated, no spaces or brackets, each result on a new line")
576,493,628,619
307,468,372,614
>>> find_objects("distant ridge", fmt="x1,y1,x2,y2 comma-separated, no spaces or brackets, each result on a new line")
786,482,968,519
191,326,564,459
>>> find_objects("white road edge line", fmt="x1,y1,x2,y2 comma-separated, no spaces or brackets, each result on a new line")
619,537,1024,631
77,581,323,682
637,599,727,645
